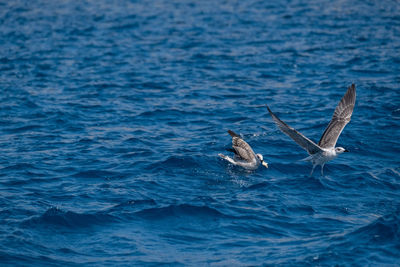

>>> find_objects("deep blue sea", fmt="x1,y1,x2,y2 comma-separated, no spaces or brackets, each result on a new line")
1,0,400,266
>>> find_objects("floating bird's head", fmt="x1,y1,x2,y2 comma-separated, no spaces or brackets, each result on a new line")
335,147,349,154
256,154,268,168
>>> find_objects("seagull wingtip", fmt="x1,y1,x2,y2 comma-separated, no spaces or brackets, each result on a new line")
227,130,239,138
347,83,356,98
266,105,276,118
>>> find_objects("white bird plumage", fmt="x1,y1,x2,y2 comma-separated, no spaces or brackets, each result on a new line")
267,84,356,176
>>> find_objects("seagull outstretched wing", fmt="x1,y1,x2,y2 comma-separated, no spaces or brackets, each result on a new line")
318,84,356,149
267,106,322,155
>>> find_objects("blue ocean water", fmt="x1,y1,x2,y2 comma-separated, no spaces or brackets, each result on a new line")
0,0,399,265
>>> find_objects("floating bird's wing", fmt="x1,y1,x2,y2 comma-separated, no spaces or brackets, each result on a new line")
227,130,256,162
267,106,322,155
318,84,356,149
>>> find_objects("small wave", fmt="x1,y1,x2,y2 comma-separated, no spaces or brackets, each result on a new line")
230,222,287,237
146,156,201,171
277,175,329,191
108,199,157,213
347,210,400,244
138,81,171,90
21,207,119,228
285,204,316,216
109,22,139,31
3,124,42,133
392,108,400,119
135,204,227,220
1,163,37,171
351,68,391,76
307,210,400,265
243,182,272,191
0,250,74,267
70,170,125,180
137,108,204,118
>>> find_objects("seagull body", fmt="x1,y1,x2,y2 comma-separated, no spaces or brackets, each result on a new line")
219,130,268,170
267,84,356,176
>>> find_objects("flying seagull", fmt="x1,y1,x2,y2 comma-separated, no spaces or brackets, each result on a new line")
267,84,356,176
219,130,268,170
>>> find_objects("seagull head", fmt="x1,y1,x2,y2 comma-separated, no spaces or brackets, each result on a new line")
256,154,268,168
335,147,349,154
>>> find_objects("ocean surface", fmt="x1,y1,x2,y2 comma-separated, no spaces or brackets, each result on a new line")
1,0,399,266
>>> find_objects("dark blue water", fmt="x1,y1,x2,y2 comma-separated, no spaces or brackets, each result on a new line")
1,0,399,265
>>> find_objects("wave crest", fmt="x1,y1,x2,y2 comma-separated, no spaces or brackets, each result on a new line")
22,207,118,228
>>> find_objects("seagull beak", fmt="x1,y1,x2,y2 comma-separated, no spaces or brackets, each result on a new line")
262,161,268,168
344,149,349,152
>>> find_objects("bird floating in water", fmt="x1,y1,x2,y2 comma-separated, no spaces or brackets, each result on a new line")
267,84,356,176
219,130,268,170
